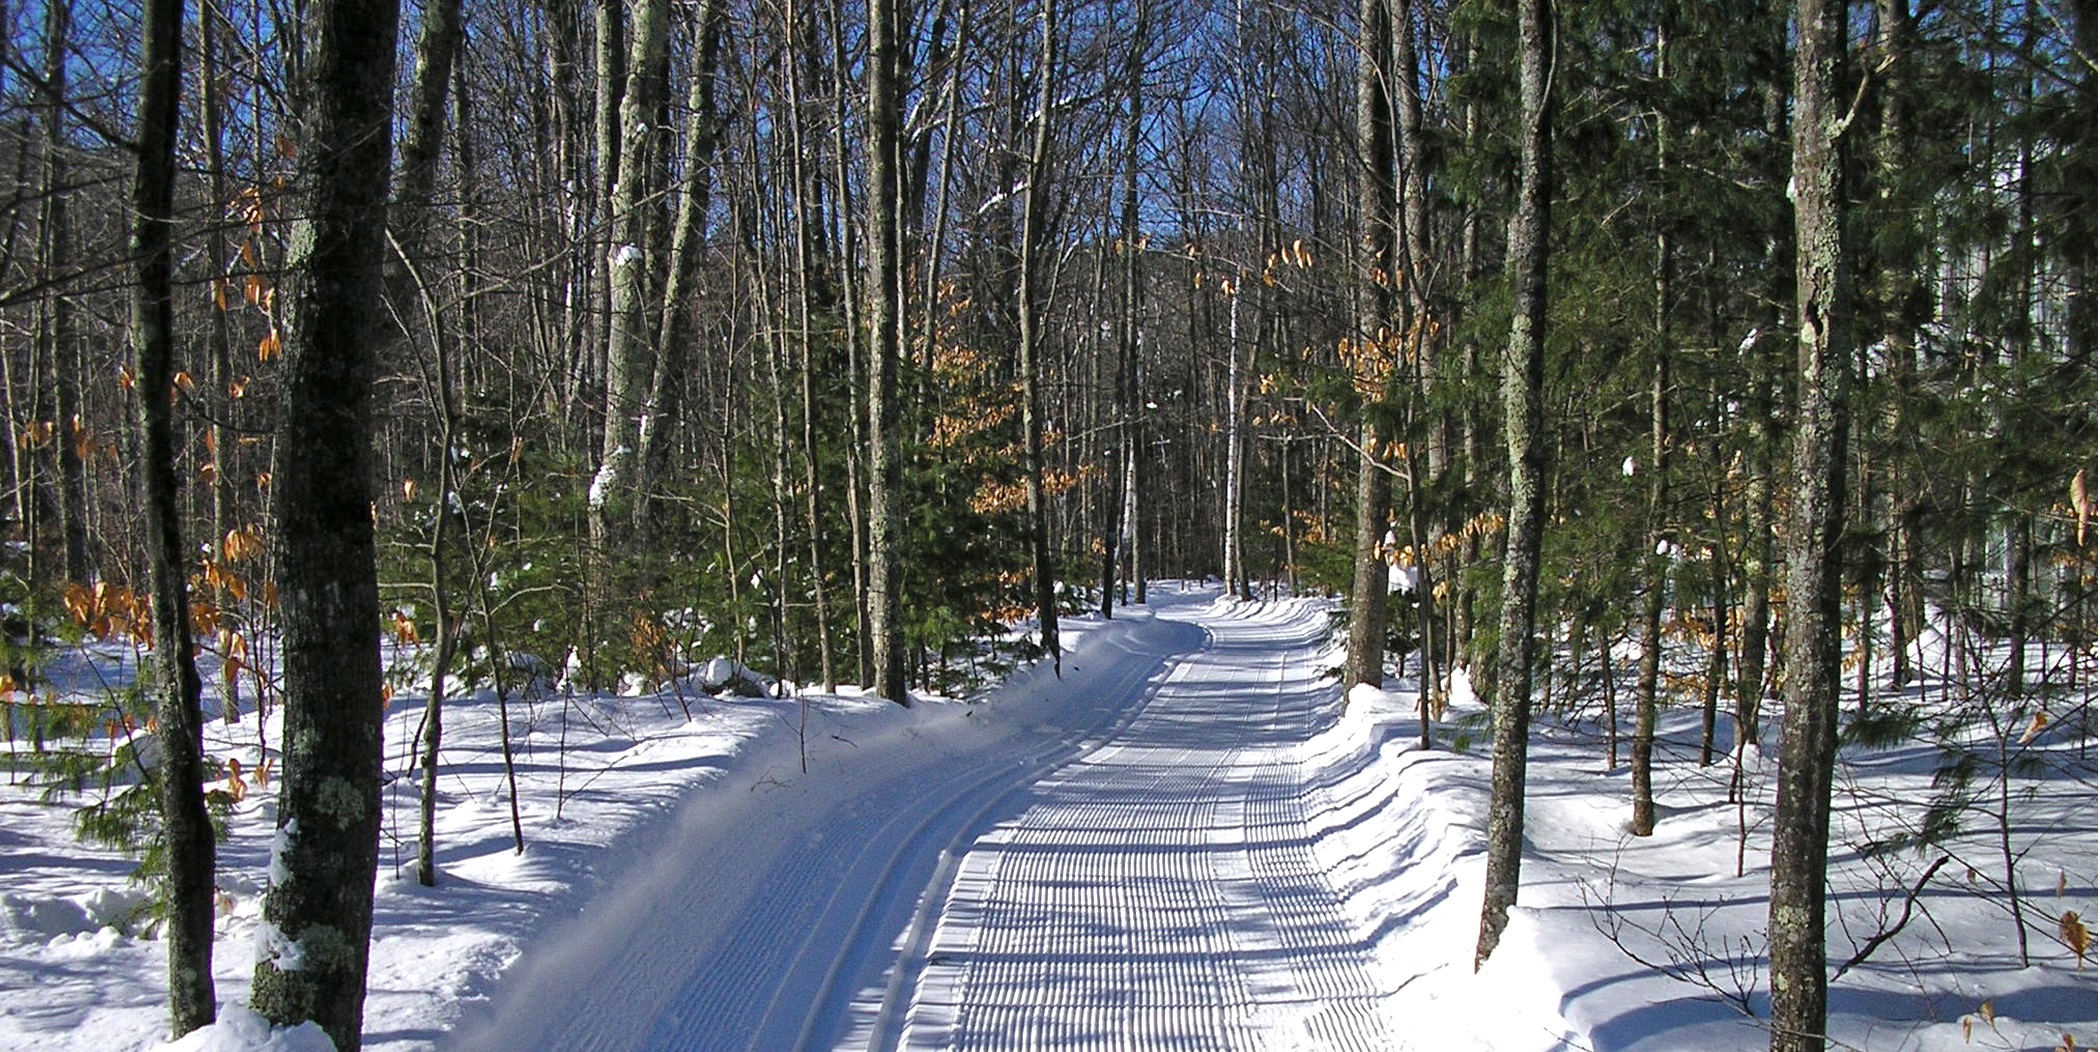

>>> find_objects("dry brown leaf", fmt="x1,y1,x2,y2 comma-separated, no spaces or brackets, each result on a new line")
2060,912,2090,969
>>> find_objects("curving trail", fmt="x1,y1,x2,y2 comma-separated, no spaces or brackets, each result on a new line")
447,589,1403,1052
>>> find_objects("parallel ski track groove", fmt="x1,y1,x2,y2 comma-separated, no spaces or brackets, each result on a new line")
883,600,1402,1052
454,597,1403,1052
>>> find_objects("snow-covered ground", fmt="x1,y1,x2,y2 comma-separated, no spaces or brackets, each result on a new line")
0,584,2092,1051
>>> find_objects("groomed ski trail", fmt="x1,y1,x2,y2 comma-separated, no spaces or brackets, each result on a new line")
867,596,1403,1052
446,589,1406,1052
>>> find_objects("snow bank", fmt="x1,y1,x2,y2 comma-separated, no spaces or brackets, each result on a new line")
150,1006,333,1052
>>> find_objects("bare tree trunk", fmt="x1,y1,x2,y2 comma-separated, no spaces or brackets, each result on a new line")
250,0,400,1046
821,6,874,690
1344,0,1396,690
636,0,727,532
1017,0,1060,668
388,0,466,889
39,0,88,587
1475,0,1551,969
200,0,240,723
865,0,909,704
1393,0,1442,706
783,0,836,691
411,277,458,891
586,0,624,440
1768,0,1852,1042
392,0,462,236
131,0,216,1033
592,0,669,553
1630,21,1674,840
1222,285,1246,600
1102,5,1145,617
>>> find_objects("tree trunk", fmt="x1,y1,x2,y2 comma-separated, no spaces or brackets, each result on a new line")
392,0,462,236
592,0,669,554
586,0,624,439
1222,286,1246,600
1393,0,1441,704
250,0,400,1047
784,0,836,691
200,0,239,687
1630,21,1675,840
637,0,728,532
865,0,909,704
1018,0,1061,669
1103,11,1144,617
1344,0,1396,690
131,0,216,1033
1475,0,1551,969
1768,0,1852,1043
35,0,89,589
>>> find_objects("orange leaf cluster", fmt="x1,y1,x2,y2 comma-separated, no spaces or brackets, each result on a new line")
16,420,55,450
64,582,151,644
389,610,422,647
222,524,266,563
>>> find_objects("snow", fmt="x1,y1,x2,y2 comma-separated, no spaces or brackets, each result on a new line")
586,450,626,510
153,1006,332,1052
1389,563,1417,594
0,585,2091,1052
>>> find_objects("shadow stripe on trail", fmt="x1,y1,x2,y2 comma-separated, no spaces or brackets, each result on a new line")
445,590,1401,1052
874,595,1404,1052
443,604,1205,1052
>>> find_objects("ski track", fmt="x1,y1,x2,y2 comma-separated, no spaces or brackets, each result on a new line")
447,592,1404,1052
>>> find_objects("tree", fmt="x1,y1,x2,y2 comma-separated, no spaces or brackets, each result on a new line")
250,0,401,1047
38,0,88,587
131,0,216,1034
1475,0,1552,969
1101,0,1148,617
592,0,670,550
1344,0,1396,691
865,0,909,704
1017,0,1061,669
1629,16,1674,839
1766,0,1851,1043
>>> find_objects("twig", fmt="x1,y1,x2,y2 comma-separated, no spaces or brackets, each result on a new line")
1833,853,1953,981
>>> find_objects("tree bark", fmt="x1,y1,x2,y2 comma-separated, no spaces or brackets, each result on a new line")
592,0,670,552
637,0,729,533
200,0,238,619
1632,50,1672,835
250,0,400,1047
865,0,909,704
131,0,217,1034
1018,0,1061,668
1475,0,1551,969
1768,0,1852,1043
1102,4,1146,618
39,0,90,587
392,0,462,236
1344,0,1396,690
